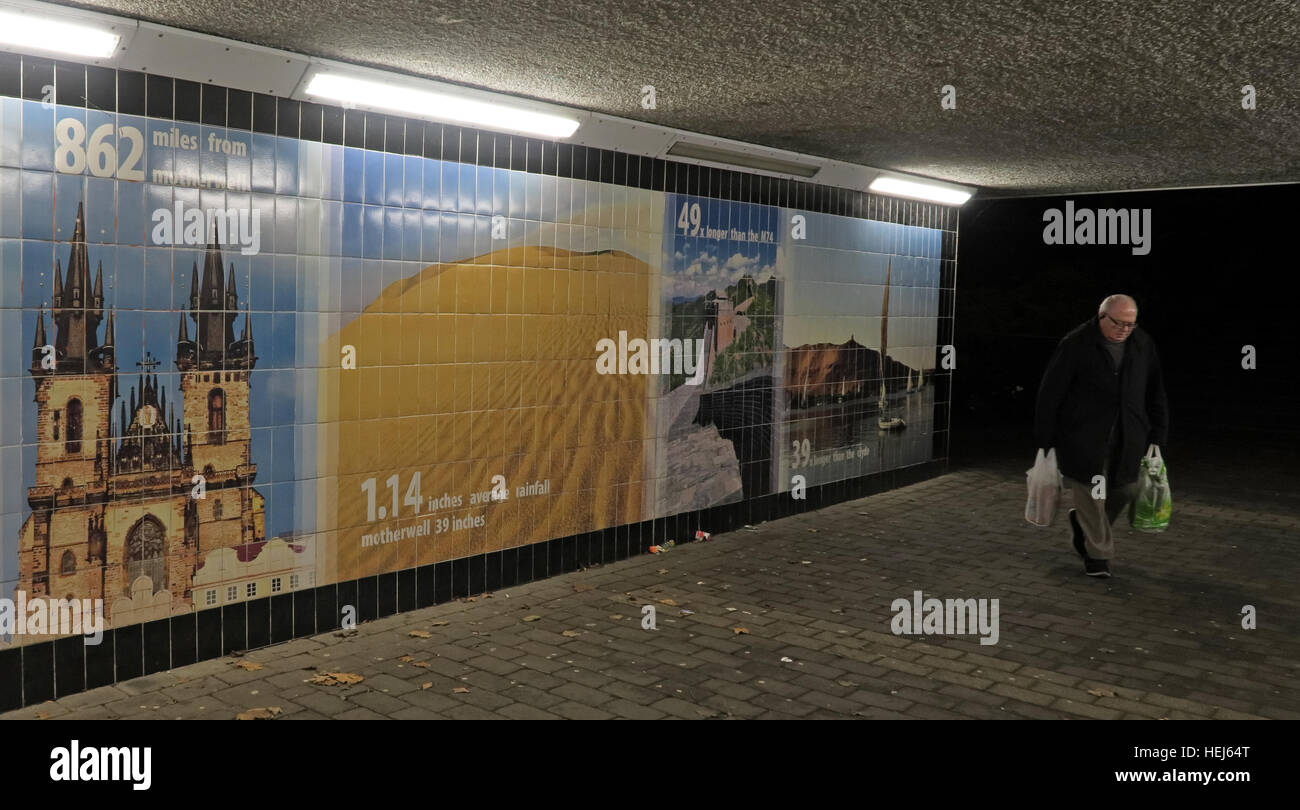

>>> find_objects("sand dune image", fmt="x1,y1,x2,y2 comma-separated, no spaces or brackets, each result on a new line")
317,245,653,582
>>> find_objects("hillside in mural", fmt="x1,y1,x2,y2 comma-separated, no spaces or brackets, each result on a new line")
783,338,918,409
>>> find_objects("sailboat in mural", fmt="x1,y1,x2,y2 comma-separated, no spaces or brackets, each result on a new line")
877,258,906,431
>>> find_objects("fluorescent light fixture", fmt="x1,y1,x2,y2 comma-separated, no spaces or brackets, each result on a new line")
305,73,579,139
869,176,971,205
666,140,820,178
0,10,120,58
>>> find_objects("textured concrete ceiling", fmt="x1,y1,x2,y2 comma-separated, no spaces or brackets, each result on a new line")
55,0,1300,195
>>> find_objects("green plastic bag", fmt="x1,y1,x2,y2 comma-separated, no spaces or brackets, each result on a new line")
1131,446,1172,532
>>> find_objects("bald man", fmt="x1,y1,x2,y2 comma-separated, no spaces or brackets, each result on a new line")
1034,295,1169,577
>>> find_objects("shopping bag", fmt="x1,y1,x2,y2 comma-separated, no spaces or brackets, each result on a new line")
1025,448,1063,527
1131,445,1172,532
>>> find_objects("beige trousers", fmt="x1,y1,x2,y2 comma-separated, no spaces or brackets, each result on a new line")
1065,474,1138,560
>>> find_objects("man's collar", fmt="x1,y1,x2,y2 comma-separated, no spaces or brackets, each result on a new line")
1087,315,1107,344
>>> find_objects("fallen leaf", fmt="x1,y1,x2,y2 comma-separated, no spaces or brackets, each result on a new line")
800,560,812,565
724,607,737,612
1087,687,1117,698
421,682,433,690
398,655,414,663
658,598,677,606
308,672,364,686
465,597,477,602
34,712,49,720
522,615,541,622
657,569,668,575
609,614,624,620
452,687,471,694
561,630,582,637
408,630,432,638
733,627,749,635
235,707,282,721
233,661,263,672
412,661,430,668
431,620,449,627
573,584,593,592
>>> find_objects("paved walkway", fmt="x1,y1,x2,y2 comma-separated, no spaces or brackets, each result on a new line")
6,445,1298,720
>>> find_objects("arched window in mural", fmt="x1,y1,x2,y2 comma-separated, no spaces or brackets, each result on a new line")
65,398,83,453
213,500,223,520
124,515,167,594
60,550,76,575
208,388,225,445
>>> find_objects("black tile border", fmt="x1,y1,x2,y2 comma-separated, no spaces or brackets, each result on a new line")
2,458,946,708
2,465,956,707
0,52,960,235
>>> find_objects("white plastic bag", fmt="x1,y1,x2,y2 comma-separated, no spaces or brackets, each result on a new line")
1025,448,1063,527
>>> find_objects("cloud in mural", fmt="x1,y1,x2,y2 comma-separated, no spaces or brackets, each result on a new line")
671,247,775,298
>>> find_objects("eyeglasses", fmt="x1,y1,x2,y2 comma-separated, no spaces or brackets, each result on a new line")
1103,313,1137,330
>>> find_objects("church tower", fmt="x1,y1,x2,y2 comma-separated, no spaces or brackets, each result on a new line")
23,202,116,596
177,232,260,554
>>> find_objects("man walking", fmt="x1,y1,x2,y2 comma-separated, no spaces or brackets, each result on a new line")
1034,294,1169,577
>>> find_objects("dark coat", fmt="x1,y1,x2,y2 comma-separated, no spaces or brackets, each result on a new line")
1034,316,1169,486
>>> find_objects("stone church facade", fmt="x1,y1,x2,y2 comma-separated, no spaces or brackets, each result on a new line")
13,203,309,634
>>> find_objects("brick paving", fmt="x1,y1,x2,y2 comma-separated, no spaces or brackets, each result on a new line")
6,444,1298,720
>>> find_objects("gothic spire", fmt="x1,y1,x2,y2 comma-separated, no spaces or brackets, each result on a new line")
52,259,63,307
33,307,46,348
104,310,115,348
65,203,89,305
92,260,104,313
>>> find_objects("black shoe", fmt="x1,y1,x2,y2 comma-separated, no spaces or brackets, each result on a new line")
1084,558,1111,578
1068,509,1087,561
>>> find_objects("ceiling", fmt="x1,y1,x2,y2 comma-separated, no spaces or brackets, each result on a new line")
54,0,1300,196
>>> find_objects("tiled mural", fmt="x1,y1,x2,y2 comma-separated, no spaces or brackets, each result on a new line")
0,53,957,705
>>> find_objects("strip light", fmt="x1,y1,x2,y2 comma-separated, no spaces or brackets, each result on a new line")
305,73,580,139
666,140,820,178
870,176,971,205
0,10,120,58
